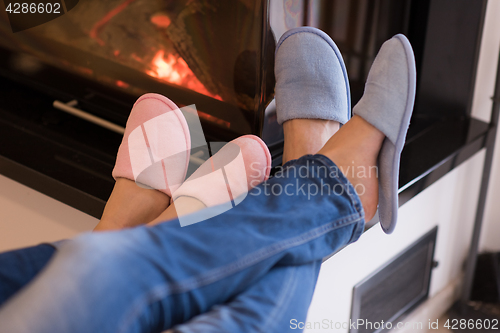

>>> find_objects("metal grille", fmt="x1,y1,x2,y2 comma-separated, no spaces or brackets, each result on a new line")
350,227,438,333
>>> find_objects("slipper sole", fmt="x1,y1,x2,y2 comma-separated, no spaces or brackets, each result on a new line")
378,34,417,234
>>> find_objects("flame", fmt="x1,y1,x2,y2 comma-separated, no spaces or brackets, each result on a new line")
146,50,222,100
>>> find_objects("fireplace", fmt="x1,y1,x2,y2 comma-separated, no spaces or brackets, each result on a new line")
0,0,487,217
0,0,276,140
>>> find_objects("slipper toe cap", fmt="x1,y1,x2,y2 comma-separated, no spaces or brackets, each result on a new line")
172,135,271,208
275,27,350,125
113,93,191,197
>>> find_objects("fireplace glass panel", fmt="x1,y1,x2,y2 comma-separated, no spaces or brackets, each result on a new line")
0,0,275,137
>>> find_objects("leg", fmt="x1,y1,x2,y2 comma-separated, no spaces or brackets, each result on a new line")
0,244,56,307
318,115,385,220
0,153,364,333
145,116,382,332
171,261,322,333
284,117,384,222
282,119,339,164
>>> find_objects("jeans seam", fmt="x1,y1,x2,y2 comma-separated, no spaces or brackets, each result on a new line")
260,266,297,332
313,155,366,242
286,154,365,219
117,283,174,333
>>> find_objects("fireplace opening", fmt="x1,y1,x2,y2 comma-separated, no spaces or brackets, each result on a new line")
0,0,276,139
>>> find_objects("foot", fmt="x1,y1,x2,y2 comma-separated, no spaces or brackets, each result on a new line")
351,34,416,233
94,178,169,231
275,27,351,164
112,93,191,197
275,27,351,126
95,93,191,231
318,115,385,221
148,135,272,226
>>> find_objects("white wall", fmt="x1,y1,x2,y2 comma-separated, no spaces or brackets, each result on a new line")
475,0,500,252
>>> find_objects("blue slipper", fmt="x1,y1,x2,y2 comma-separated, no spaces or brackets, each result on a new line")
275,27,351,125
353,34,417,234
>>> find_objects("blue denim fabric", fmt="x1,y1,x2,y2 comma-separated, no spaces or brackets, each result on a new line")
0,244,56,306
0,154,364,333
172,261,322,333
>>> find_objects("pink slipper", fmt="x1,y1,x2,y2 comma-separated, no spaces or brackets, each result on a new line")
172,135,271,209
112,93,191,197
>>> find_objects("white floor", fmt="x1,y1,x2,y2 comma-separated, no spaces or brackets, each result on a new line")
0,174,98,252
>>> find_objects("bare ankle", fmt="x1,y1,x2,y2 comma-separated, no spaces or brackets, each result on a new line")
282,119,340,164
316,116,386,221
94,178,170,231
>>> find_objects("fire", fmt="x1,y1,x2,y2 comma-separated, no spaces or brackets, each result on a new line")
147,51,182,84
146,50,222,100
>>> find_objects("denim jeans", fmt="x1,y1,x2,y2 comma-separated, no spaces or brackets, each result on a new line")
0,154,365,333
